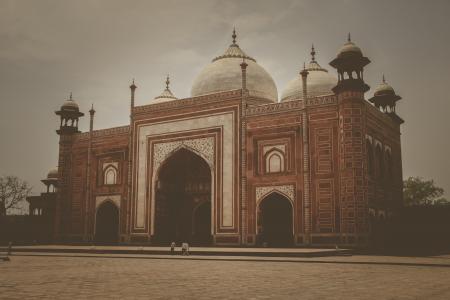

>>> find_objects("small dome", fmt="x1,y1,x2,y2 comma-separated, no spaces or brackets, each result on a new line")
374,75,395,96
153,76,178,104
191,29,278,103
281,46,337,102
61,93,80,111
47,168,58,179
337,34,363,58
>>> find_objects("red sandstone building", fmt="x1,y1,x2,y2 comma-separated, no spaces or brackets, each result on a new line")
29,31,404,246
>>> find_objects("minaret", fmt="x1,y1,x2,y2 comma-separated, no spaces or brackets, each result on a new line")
300,62,312,244
329,34,371,245
240,56,249,244
85,104,95,241
54,93,84,240
126,79,136,240
369,75,404,124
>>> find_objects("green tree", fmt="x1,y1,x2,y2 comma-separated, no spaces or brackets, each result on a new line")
403,176,448,206
0,175,31,216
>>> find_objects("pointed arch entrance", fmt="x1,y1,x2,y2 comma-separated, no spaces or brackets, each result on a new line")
154,148,212,245
95,201,119,244
257,192,293,247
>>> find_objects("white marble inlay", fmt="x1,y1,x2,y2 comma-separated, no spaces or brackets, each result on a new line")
255,185,295,204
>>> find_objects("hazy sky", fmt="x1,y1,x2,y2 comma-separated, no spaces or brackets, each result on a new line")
1,0,449,199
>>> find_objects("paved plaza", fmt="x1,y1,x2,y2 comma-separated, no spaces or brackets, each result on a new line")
1,254,450,299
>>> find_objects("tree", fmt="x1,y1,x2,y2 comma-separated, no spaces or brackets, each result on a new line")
0,176,32,216
403,176,448,206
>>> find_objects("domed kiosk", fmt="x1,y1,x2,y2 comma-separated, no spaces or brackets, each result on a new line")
191,29,278,103
281,45,337,101
152,75,178,104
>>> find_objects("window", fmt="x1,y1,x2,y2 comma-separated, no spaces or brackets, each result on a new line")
265,150,285,173
104,166,118,185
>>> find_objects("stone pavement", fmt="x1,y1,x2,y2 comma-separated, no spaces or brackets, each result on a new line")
10,244,351,257
1,255,450,299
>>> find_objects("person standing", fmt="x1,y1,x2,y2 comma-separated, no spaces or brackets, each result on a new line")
170,242,176,255
181,242,189,256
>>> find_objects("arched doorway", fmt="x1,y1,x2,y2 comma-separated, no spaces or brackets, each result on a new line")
192,201,212,245
95,201,119,244
258,192,293,247
154,148,212,245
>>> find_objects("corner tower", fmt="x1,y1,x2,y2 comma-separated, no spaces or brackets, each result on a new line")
330,34,371,245
54,93,84,240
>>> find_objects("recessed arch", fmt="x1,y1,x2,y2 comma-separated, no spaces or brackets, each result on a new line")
152,147,213,245
103,165,118,185
375,144,384,179
264,148,285,174
256,191,294,247
94,200,119,244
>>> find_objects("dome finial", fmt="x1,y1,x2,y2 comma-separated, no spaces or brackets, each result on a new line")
347,32,351,42
311,44,316,62
382,74,386,83
232,27,237,45
165,74,170,90
69,92,73,101
303,62,306,70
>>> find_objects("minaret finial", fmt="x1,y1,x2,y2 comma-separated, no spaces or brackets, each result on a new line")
69,92,72,101
165,74,170,90
303,62,306,70
347,32,351,42
311,44,316,62
232,27,237,45
382,74,386,83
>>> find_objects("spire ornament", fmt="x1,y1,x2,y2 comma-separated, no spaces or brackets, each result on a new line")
347,32,351,42
165,74,170,90
311,44,316,62
382,74,386,83
69,92,73,101
232,27,237,45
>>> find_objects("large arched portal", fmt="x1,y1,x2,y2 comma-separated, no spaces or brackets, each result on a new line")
154,148,212,245
258,193,293,247
95,201,119,244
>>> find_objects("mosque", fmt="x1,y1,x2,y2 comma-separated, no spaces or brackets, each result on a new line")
28,29,404,246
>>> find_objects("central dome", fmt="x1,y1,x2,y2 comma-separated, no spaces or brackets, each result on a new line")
191,30,278,103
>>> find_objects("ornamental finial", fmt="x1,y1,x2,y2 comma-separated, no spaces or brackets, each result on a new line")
69,92,73,101
303,62,306,70
232,27,237,45
311,44,316,62
347,32,351,42
382,74,386,83
165,74,170,90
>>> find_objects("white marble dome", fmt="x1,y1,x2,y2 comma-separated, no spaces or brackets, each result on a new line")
191,31,278,103
47,168,58,179
281,48,337,102
61,93,80,111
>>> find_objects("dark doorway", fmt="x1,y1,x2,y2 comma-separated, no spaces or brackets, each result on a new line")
154,148,212,245
95,201,119,244
258,193,293,247
192,201,212,245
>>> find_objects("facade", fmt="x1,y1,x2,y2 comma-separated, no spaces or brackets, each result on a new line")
30,31,404,246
